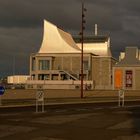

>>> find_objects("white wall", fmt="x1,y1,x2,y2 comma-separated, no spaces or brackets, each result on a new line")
8,75,30,84
26,80,93,90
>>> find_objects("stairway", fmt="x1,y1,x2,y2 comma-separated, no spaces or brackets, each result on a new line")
59,70,79,80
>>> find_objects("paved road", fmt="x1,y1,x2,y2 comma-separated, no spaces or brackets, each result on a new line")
1,95,140,107
0,102,140,140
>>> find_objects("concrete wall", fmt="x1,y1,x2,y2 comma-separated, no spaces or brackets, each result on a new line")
52,55,89,73
30,54,117,90
0,89,119,100
135,69,140,89
2,89,140,100
26,80,93,90
30,53,90,80
92,57,113,89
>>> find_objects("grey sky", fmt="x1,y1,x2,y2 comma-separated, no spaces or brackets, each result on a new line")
0,0,140,76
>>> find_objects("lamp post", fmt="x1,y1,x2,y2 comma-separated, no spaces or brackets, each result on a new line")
80,2,86,98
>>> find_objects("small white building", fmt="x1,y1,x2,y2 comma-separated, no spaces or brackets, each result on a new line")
7,75,30,84
113,47,140,90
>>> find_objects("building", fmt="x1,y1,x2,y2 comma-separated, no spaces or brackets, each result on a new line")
73,36,116,89
113,47,140,90
119,52,125,61
27,20,117,89
7,75,30,84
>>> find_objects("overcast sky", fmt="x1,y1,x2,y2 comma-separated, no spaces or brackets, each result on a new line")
0,0,140,77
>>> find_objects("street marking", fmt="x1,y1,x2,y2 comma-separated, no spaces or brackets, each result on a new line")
55,109,67,113
94,107,103,110
32,137,64,140
76,108,90,111
32,114,92,125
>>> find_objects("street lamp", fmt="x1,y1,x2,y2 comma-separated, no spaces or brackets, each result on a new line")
80,2,86,98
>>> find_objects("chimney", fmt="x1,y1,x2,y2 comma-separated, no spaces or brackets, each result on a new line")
95,24,98,36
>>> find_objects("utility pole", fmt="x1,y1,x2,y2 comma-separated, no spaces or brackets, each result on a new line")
80,2,86,98
13,55,15,88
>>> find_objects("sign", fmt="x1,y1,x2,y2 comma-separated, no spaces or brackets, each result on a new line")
36,89,44,113
0,86,5,95
36,90,44,102
125,70,132,88
119,89,124,98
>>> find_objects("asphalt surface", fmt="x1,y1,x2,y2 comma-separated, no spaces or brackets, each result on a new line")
1,96,140,107
0,102,140,140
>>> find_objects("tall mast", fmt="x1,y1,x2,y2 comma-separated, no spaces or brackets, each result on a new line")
80,2,86,98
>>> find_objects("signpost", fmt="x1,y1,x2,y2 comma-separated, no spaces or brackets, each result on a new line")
0,86,5,105
118,89,124,107
36,88,44,113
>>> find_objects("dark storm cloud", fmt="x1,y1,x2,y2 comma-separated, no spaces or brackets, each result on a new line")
0,27,42,76
0,0,140,76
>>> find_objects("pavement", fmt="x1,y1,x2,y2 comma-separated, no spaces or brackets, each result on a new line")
0,101,140,140
1,95,140,108
1,90,140,139
1,89,140,109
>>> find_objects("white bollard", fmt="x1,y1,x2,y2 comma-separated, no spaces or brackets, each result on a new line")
118,89,124,107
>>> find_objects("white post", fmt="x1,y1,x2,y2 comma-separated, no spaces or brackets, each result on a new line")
122,90,124,107
118,89,124,107
0,96,1,106
118,90,120,107
95,24,98,36
36,99,38,113
42,100,44,112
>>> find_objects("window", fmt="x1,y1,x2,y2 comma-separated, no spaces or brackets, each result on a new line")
125,70,133,88
31,74,35,80
38,60,50,70
83,61,88,70
38,74,49,80
32,57,36,71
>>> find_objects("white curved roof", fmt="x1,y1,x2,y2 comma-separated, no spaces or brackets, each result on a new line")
38,20,81,53
77,42,112,56
75,36,112,56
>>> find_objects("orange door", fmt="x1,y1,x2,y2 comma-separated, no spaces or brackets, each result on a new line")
114,69,123,89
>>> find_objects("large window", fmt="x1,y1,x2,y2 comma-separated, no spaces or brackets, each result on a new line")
38,60,50,70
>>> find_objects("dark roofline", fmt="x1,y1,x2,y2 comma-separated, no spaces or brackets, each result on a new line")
73,35,109,43
114,64,140,67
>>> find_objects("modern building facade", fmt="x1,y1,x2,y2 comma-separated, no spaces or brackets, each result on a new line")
28,20,117,89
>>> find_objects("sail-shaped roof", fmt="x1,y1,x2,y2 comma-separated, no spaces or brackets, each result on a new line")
38,20,81,54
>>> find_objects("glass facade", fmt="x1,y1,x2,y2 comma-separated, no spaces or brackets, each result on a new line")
39,60,50,70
